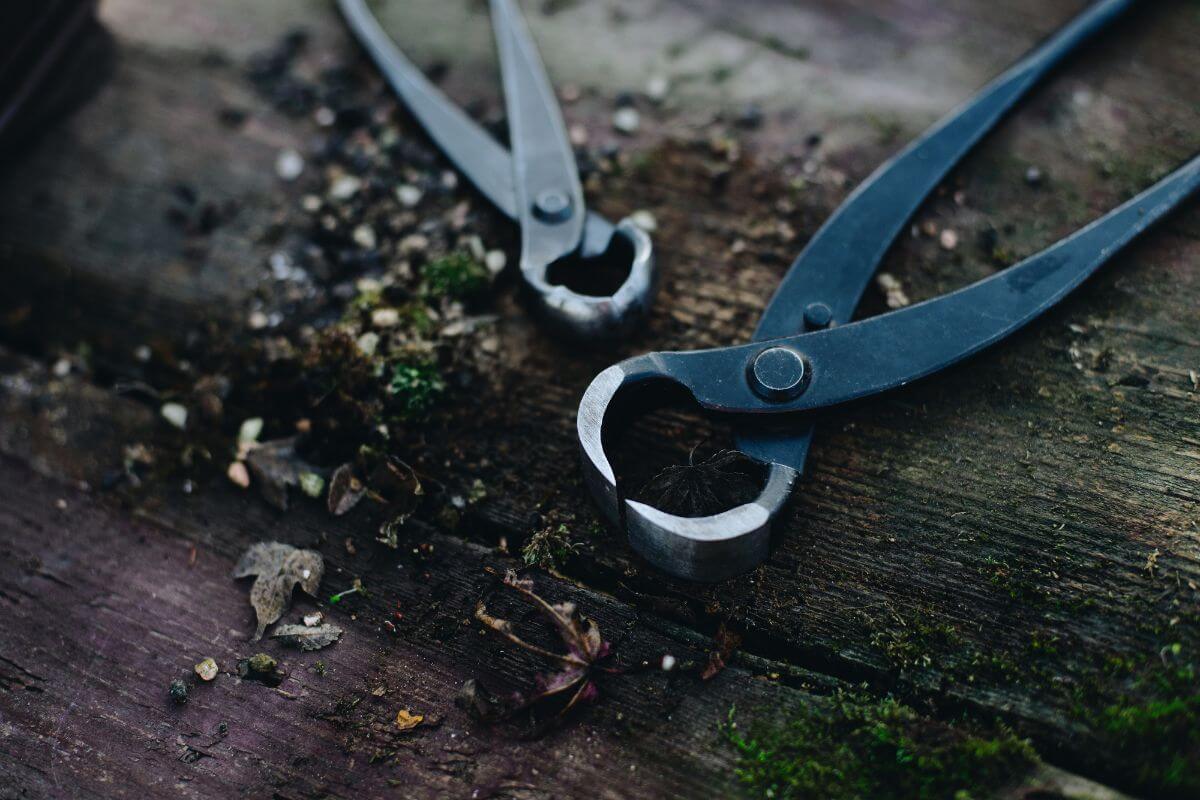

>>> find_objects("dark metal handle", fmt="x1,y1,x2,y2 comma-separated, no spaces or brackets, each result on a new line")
755,0,1138,342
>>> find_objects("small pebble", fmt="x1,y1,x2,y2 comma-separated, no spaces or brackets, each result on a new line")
275,148,304,181
329,174,362,200
195,658,219,682
299,471,325,499
169,679,189,705
661,654,676,671
876,272,910,309
484,249,507,275
352,224,377,249
464,235,486,261
613,107,641,135
301,194,322,213
356,331,380,357
399,234,429,255
372,308,401,328
396,184,423,208
134,345,152,363
560,84,581,103
161,402,188,430
645,74,670,104
629,209,658,233
303,611,324,627
939,229,959,251
238,417,264,445
441,171,459,190
227,461,251,489
248,311,270,330
1025,165,1044,187
51,358,71,377
269,251,294,280
568,123,589,147
314,107,336,127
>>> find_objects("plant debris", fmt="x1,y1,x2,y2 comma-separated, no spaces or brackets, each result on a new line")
701,622,742,681
169,678,189,705
233,542,325,640
244,437,319,511
523,519,579,571
635,449,765,518
160,402,188,430
469,571,615,722
395,709,424,731
194,657,219,682
327,463,367,516
271,623,344,651
237,652,283,687
329,578,366,605
723,692,1038,799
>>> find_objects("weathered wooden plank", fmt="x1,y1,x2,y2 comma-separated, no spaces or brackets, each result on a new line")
0,0,1197,796
0,354,1129,799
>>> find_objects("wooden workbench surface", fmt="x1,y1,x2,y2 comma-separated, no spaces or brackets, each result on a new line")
0,1,1197,797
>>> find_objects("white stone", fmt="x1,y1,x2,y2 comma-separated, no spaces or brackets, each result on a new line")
161,402,188,430
275,148,304,181
613,107,640,135
396,184,423,208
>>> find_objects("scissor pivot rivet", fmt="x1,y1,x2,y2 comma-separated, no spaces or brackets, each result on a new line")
803,302,833,330
533,189,573,224
748,346,808,401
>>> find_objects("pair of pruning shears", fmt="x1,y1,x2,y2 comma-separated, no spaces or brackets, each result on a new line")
337,0,655,340
577,0,1200,581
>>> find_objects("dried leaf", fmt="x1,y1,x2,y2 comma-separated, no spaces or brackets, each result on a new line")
271,623,343,651
700,622,742,681
395,709,424,731
371,459,424,547
328,463,366,516
233,542,325,640
469,571,614,722
245,437,319,511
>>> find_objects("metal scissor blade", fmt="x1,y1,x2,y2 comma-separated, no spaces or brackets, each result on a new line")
337,0,518,218
754,0,1136,342
489,0,585,272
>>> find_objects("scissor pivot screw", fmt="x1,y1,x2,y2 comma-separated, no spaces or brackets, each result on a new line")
803,302,833,330
533,189,573,224
748,346,809,401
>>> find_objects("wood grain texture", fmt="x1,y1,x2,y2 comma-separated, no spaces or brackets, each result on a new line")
0,0,1198,797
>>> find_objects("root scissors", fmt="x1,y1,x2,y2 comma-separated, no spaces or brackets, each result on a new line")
338,0,655,340
577,0,1200,581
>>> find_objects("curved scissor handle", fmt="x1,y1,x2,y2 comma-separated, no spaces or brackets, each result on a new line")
577,360,796,580
524,216,657,341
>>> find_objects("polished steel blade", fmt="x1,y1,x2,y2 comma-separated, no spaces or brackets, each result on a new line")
489,0,585,272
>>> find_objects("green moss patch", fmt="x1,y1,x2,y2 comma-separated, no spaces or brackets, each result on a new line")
722,692,1037,800
421,252,489,301
387,361,445,420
